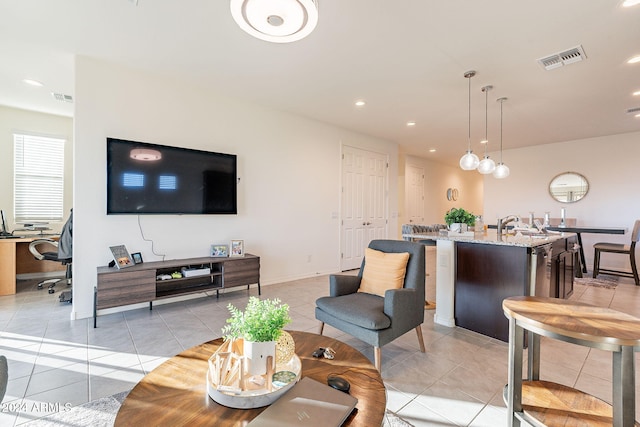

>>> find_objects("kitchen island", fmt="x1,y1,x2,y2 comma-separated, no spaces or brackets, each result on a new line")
405,231,577,341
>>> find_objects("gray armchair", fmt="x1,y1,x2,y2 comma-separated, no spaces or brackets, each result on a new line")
315,239,426,371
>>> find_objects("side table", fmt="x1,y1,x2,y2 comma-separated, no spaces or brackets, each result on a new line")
503,296,640,427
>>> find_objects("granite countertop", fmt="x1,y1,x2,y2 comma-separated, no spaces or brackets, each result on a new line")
404,231,574,248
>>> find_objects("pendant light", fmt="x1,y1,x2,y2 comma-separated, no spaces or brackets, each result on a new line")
493,97,510,179
459,71,480,170
477,85,496,175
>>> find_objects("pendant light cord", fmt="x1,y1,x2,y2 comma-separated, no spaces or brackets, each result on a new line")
467,75,472,151
499,99,504,163
484,87,489,156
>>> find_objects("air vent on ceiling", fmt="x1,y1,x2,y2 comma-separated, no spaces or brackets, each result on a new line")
627,107,640,114
52,93,73,103
537,45,587,70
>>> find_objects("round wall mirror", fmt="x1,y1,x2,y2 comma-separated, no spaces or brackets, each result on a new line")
549,172,589,203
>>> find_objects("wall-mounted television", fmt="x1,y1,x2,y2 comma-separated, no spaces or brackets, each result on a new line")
107,138,237,215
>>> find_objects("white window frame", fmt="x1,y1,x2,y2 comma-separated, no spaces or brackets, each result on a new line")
13,133,65,222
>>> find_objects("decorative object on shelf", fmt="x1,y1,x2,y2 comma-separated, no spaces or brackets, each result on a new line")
230,0,319,44
548,172,589,203
459,70,480,171
109,245,134,269
131,252,143,264
211,244,229,257
222,297,292,376
230,239,244,257
493,97,510,179
477,85,496,175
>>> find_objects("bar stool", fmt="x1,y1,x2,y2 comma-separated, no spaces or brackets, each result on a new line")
593,220,640,285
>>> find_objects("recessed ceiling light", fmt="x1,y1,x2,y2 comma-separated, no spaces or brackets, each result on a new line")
429,149,436,153
355,100,366,107
627,55,640,64
23,79,43,87
636,113,640,118
622,0,640,7
480,139,488,144
406,121,416,127
633,90,640,96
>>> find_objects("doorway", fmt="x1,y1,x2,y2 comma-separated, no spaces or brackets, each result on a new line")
340,145,388,271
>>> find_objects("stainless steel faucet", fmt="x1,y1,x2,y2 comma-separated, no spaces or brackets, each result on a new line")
497,215,520,235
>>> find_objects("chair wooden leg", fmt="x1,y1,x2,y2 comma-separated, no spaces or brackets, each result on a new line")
374,347,381,371
318,322,325,335
593,249,601,278
415,325,426,353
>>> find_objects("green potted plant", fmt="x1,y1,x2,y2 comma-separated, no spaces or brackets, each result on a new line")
222,297,291,375
444,207,476,233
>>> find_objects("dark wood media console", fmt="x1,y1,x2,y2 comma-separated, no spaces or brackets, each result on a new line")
94,254,260,327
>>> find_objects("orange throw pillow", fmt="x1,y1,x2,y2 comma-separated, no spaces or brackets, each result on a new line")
358,248,410,297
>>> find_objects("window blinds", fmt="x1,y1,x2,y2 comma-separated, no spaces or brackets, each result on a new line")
13,134,65,222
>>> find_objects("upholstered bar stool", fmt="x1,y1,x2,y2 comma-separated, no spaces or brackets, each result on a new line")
593,220,640,286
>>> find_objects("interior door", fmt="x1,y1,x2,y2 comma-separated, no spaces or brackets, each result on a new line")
406,164,425,224
341,146,388,271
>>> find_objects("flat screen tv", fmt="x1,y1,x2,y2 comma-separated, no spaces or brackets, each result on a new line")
107,138,237,215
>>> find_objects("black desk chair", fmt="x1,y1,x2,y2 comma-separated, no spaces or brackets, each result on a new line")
28,210,73,299
593,220,640,286
29,239,72,294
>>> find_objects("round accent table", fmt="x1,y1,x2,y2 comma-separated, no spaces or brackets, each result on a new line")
114,330,386,426
503,296,640,427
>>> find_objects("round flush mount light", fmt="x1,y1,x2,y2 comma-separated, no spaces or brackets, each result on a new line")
627,55,640,64
130,148,162,161
230,0,319,43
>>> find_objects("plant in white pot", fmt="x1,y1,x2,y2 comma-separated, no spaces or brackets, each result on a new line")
444,207,476,233
222,297,291,376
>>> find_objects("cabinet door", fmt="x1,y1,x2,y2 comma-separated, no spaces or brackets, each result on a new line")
97,269,156,309
224,257,260,288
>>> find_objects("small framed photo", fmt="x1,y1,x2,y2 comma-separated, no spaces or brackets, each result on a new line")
230,239,244,257
109,245,134,269
211,244,229,257
131,252,143,264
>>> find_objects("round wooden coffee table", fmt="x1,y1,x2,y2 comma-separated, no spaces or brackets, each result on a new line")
115,330,386,426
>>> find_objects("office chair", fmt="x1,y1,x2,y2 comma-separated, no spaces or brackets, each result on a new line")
28,210,72,298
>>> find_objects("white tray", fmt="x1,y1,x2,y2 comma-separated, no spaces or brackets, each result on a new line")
207,354,301,409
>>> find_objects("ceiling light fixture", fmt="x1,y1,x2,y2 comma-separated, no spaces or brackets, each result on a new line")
622,0,640,7
406,121,416,127
477,85,496,175
130,148,162,161
627,55,640,64
493,97,510,179
23,79,43,87
634,90,640,96
230,0,319,43
459,70,480,171
355,100,365,107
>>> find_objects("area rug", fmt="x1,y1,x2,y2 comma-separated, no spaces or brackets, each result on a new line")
574,275,619,289
28,390,413,427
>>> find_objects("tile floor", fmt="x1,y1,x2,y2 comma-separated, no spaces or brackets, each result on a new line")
1,273,639,426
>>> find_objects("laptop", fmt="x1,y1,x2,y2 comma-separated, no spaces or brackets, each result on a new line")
247,376,358,427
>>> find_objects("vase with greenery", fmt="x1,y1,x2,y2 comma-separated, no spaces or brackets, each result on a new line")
222,297,291,375
444,207,476,232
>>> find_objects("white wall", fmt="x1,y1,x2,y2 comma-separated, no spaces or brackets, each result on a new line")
484,131,640,271
73,56,399,320
400,154,483,227
0,106,73,232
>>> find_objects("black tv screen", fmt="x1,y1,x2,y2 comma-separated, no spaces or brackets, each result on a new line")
107,138,237,215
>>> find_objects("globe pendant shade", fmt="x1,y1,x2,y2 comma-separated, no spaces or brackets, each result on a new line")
459,151,480,170
477,157,496,174
493,163,510,179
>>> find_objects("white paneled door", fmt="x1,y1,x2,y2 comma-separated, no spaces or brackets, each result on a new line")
341,146,388,271
406,164,425,224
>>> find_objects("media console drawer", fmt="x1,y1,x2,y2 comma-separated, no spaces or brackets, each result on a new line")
95,254,260,327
